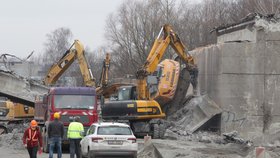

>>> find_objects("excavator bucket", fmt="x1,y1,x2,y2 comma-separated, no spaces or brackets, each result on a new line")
157,67,191,116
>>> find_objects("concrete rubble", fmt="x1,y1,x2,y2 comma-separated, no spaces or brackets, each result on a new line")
0,129,25,150
138,141,163,158
165,95,222,135
138,94,255,158
137,14,280,158
0,54,48,107
2,14,280,157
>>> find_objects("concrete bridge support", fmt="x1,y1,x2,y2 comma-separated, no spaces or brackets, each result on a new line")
191,18,280,144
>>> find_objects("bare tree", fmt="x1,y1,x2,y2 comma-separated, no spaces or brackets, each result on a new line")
235,0,280,15
35,0,280,83
43,27,73,65
85,47,107,86
41,27,76,86
105,0,178,77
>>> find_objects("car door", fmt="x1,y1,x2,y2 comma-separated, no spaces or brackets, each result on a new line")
81,125,95,154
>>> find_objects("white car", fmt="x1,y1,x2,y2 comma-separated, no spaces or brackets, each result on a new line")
80,122,138,158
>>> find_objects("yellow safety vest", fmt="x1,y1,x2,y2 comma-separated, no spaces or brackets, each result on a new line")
67,122,84,139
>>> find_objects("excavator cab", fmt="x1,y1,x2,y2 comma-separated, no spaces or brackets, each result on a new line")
115,86,137,101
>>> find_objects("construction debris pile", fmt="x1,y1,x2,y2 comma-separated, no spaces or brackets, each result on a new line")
0,129,25,150
0,122,29,150
138,135,254,158
138,141,162,158
164,95,222,138
1,13,280,158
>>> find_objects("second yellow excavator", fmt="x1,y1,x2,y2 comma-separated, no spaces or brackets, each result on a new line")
43,40,95,87
43,41,120,97
102,24,198,138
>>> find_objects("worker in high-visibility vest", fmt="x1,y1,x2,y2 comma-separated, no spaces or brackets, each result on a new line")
67,116,84,158
22,120,42,158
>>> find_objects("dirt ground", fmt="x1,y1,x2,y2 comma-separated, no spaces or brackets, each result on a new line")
138,139,280,158
0,135,145,158
0,146,69,158
0,131,279,158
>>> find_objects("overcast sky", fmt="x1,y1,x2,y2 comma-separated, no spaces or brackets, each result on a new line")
0,0,124,58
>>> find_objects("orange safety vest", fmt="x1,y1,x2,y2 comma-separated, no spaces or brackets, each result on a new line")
26,129,38,142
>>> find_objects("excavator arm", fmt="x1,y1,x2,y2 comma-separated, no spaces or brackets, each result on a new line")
136,24,197,100
96,53,135,97
96,53,111,95
98,53,110,88
75,40,95,87
43,40,95,87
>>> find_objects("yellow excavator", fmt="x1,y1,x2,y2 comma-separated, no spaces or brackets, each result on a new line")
102,24,198,138
95,53,136,98
96,53,114,97
43,40,95,87
43,41,121,97
0,98,34,134
98,53,110,89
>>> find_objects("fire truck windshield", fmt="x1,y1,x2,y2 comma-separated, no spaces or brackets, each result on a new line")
54,95,95,109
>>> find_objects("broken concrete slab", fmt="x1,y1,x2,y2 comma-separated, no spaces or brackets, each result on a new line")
138,141,163,158
166,95,222,134
187,96,222,133
152,139,252,158
0,69,49,107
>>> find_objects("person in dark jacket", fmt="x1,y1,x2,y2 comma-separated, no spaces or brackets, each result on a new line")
48,112,64,158
22,120,42,158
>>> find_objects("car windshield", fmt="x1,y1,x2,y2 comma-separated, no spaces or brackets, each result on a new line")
97,126,132,135
54,95,95,109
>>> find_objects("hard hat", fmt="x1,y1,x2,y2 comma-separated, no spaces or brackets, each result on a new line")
54,112,60,119
30,120,38,127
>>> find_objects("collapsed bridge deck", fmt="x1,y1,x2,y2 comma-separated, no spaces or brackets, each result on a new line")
0,69,49,107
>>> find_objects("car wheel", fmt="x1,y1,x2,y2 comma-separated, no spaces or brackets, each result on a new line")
152,124,160,139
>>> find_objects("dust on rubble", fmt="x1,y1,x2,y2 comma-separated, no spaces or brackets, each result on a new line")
142,95,254,158
144,94,280,158
138,141,162,158
0,123,28,150
0,129,25,150
164,95,222,137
